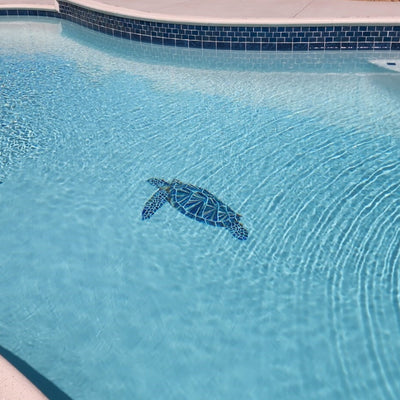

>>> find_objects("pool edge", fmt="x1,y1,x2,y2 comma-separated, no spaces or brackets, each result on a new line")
1,0,400,51
0,355,48,400
54,0,400,26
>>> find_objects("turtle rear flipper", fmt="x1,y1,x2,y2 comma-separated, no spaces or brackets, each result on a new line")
142,190,168,220
227,221,248,240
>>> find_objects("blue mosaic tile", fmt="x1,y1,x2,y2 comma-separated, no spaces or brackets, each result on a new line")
231,42,245,51
374,42,391,50
151,36,162,45
246,42,261,51
217,41,230,50
262,43,277,51
203,41,216,50
309,43,324,51
141,35,151,43
277,43,292,51
163,38,175,46
325,43,340,50
189,40,202,48
358,42,374,50
341,42,357,50
293,43,308,51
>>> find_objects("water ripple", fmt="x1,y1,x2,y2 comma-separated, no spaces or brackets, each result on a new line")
2,20,400,400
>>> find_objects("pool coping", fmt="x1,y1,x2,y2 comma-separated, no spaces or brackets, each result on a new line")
2,0,400,26
47,0,400,26
0,355,48,400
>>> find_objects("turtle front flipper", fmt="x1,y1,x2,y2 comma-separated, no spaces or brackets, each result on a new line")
142,190,168,220
227,221,248,240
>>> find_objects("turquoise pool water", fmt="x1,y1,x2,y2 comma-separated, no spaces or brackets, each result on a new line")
1,17,400,400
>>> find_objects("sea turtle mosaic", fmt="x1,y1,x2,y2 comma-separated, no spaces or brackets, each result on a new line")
142,178,248,240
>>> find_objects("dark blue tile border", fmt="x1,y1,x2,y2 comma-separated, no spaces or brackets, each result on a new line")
0,8,59,18
1,1,400,51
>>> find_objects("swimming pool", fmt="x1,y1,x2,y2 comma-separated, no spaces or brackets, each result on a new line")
1,17,400,400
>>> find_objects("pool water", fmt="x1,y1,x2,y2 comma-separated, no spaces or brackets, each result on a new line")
1,18,400,400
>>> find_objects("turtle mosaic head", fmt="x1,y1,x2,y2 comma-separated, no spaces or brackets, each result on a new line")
142,177,248,240
147,178,169,188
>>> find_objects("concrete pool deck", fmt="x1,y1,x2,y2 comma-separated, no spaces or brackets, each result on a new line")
0,356,48,400
1,0,400,24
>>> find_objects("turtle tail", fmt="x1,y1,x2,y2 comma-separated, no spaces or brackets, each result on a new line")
142,189,168,220
227,221,248,240
147,178,169,188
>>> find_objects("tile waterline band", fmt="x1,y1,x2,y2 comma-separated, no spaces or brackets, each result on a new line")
1,1,400,51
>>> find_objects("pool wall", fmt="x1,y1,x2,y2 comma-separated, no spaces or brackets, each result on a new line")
1,0,400,51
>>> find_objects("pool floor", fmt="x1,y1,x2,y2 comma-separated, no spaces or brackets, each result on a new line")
1,18,400,400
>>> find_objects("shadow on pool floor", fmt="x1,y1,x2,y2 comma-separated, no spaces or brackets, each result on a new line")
0,345,73,400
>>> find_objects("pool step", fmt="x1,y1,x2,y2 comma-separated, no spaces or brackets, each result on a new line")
369,59,400,72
